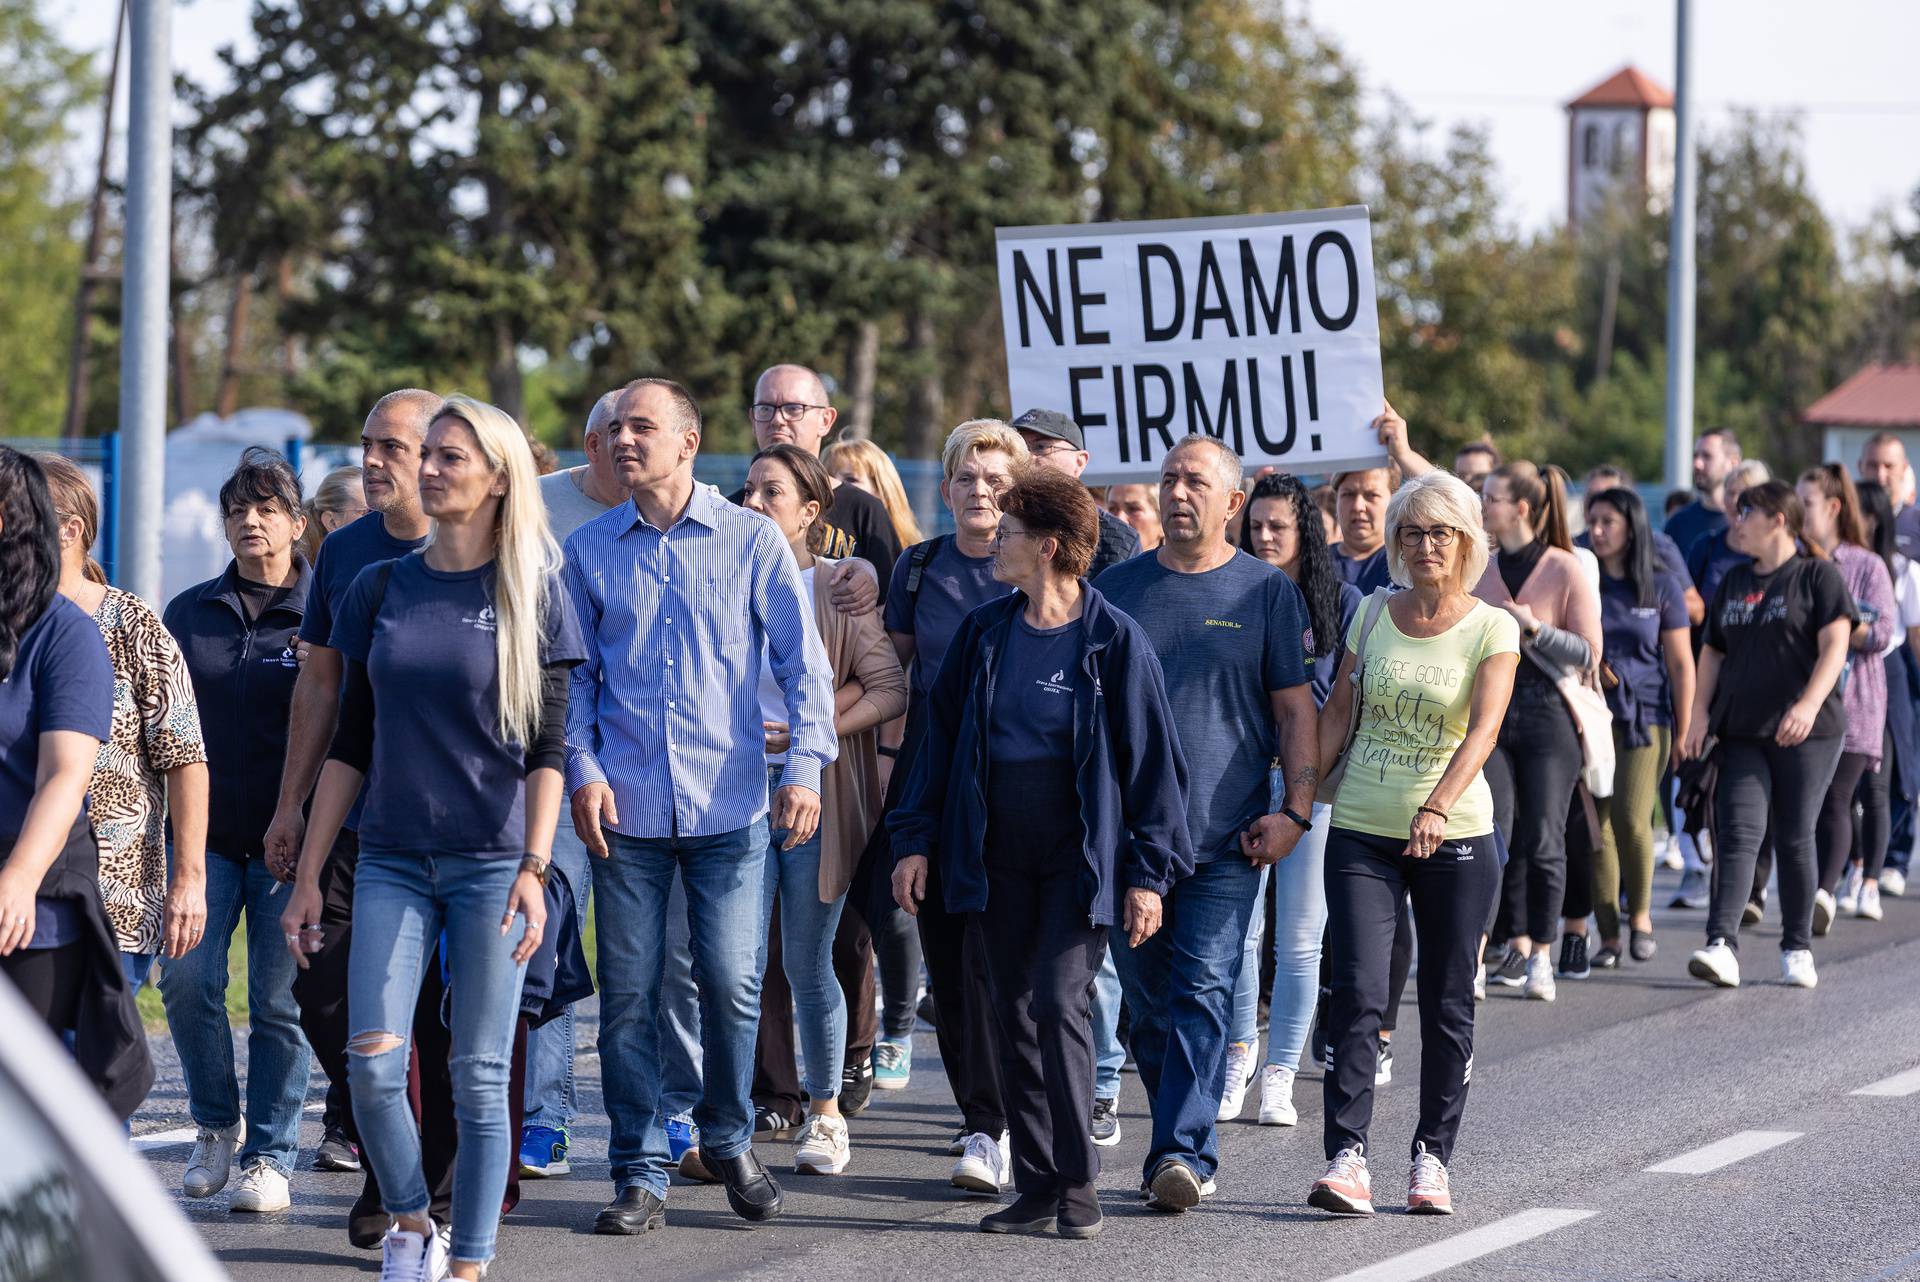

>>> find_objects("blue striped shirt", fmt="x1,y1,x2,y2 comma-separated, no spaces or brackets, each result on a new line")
563,483,836,838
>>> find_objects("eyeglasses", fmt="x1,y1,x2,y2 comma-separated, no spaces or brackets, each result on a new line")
991,525,1039,545
750,402,830,423
1027,441,1078,457
1396,526,1458,549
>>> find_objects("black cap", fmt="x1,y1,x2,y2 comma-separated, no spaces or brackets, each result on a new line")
1011,408,1084,451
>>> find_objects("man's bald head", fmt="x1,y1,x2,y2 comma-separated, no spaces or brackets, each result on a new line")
751,363,838,454
365,387,441,438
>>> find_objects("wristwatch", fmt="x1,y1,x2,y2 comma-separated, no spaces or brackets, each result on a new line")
1279,805,1313,832
518,854,551,886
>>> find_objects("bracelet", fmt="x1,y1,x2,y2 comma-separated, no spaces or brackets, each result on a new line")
1416,804,1449,822
518,854,551,886
1279,805,1313,832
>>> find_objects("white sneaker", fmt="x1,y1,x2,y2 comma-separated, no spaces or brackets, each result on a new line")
377,1219,447,1282
1523,950,1557,1002
1812,888,1836,937
794,1113,850,1175
1257,1064,1297,1126
1688,939,1741,988
1837,866,1863,915
1216,1040,1255,1121
1658,832,1685,871
1882,868,1907,898
950,1130,1009,1193
183,1119,246,1198
1780,949,1818,989
1858,882,1884,921
227,1159,290,1212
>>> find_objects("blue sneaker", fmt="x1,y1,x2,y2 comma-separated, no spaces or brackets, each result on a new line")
519,1125,570,1178
873,1038,912,1090
665,1114,698,1164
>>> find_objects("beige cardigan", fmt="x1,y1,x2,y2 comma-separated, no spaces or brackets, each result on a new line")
808,556,909,901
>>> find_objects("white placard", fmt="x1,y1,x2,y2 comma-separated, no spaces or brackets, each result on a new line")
996,206,1387,484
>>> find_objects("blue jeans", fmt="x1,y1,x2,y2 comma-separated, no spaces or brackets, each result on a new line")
1229,867,1271,1046
158,855,313,1176
761,811,848,1102
1110,852,1263,1183
596,821,769,1198
1263,802,1331,1069
1090,947,1124,1101
121,951,156,989
347,850,526,1264
659,872,705,1121
523,818,592,1131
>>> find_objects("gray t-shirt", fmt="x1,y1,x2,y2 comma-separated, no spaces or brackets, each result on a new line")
541,468,616,540
1095,550,1310,861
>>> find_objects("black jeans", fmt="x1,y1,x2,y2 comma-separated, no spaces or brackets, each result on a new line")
1484,672,1584,944
917,871,1006,1137
1857,727,1894,880
875,903,923,1040
1324,827,1500,1167
1710,736,1844,953
980,768,1104,1195
1816,751,1875,894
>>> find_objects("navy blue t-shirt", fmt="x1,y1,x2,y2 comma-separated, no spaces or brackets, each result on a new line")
884,538,1011,702
301,511,428,829
1598,571,1689,743
330,554,585,859
1096,550,1310,861
1,597,113,847
1664,499,1727,563
1687,530,1749,614
1332,543,1393,594
988,616,1082,766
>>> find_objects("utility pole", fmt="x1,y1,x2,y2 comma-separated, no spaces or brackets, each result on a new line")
1662,0,1698,495
61,0,128,449
117,0,170,603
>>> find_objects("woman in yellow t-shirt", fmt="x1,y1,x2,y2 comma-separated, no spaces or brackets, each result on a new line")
1306,471,1519,1220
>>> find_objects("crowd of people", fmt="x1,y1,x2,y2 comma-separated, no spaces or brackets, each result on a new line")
1,367,1915,1279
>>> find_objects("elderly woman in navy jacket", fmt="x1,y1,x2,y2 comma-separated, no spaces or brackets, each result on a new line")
891,467,1192,1242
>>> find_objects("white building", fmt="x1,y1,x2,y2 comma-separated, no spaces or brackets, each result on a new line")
1566,66,1676,231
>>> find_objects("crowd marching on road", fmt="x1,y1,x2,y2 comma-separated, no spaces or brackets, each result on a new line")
6,367,1920,1281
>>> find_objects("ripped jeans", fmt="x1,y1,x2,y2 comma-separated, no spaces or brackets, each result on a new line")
347,849,527,1264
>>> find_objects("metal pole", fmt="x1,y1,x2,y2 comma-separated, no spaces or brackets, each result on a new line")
117,0,171,604
1663,0,1698,495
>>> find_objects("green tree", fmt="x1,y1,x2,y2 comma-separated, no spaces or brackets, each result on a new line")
0,0,95,437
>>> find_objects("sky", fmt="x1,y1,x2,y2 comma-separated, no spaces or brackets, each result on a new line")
47,0,1920,238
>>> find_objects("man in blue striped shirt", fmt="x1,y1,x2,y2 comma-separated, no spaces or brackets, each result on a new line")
562,377,836,1234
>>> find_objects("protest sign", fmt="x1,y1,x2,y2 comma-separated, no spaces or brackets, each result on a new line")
996,206,1386,484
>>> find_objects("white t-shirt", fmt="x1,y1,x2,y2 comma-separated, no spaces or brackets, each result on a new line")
759,566,819,763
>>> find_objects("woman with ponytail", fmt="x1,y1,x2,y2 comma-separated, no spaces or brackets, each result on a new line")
281,396,585,1281
0,447,152,1118
1474,460,1602,1003
38,455,210,988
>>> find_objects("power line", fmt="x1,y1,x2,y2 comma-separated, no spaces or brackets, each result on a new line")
1373,89,1920,116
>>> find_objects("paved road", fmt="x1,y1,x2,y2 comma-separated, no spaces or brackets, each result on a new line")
135,865,1920,1282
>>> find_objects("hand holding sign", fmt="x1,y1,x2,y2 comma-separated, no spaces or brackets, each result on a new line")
997,207,1387,484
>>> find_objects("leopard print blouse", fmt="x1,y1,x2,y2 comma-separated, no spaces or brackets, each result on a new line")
87,588,208,953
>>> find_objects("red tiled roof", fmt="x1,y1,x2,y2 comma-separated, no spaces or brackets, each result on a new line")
1567,66,1675,110
1803,364,1920,428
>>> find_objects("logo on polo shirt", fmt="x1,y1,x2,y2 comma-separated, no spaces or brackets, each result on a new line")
1036,667,1070,696
464,604,498,633
1205,618,1243,630
268,646,298,668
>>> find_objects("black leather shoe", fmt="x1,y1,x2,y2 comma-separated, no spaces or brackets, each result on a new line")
348,1173,386,1249
713,1149,783,1223
981,1193,1057,1236
594,1186,667,1235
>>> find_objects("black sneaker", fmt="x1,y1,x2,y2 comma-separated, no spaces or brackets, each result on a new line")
1489,946,1528,988
313,1125,361,1172
753,1106,803,1140
1090,1096,1121,1147
840,1057,874,1116
1557,934,1591,980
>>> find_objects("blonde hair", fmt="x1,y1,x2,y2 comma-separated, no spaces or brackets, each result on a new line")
939,418,1028,482
1385,471,1490,591
428,394,562,748
301,466,364,564
822,439,924,546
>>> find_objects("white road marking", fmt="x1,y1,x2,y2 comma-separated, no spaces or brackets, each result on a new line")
1851,1067,1920,1097
1321,1208,1598,1282
1645,1130,1801,1174
132,1102,324,1151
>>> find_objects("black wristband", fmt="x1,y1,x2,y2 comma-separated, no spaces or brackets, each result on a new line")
1280,805,1313,832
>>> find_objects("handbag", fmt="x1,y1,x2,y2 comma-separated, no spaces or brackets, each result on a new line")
1323,589,1392,798
1524,641,1617,799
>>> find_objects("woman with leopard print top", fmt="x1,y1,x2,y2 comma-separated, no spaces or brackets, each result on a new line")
39,455,209,984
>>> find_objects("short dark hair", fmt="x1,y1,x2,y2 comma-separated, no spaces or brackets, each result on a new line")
750,444,837,555
219,446,304,519
1000,465,1099,578
618,376,703,438
1456,440,1501,464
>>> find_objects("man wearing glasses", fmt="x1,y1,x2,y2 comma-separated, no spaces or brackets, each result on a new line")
1011,409,1142,578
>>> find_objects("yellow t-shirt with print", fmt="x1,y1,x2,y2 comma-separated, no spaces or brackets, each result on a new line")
1331,594,1520,841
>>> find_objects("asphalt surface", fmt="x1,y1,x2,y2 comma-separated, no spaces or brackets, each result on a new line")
134,863,1920,1282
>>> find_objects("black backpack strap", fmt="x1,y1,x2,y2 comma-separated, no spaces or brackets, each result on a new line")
903,534,948,611
368,559,396,624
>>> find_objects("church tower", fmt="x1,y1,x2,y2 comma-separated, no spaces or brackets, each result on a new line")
1566,66,1677,230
